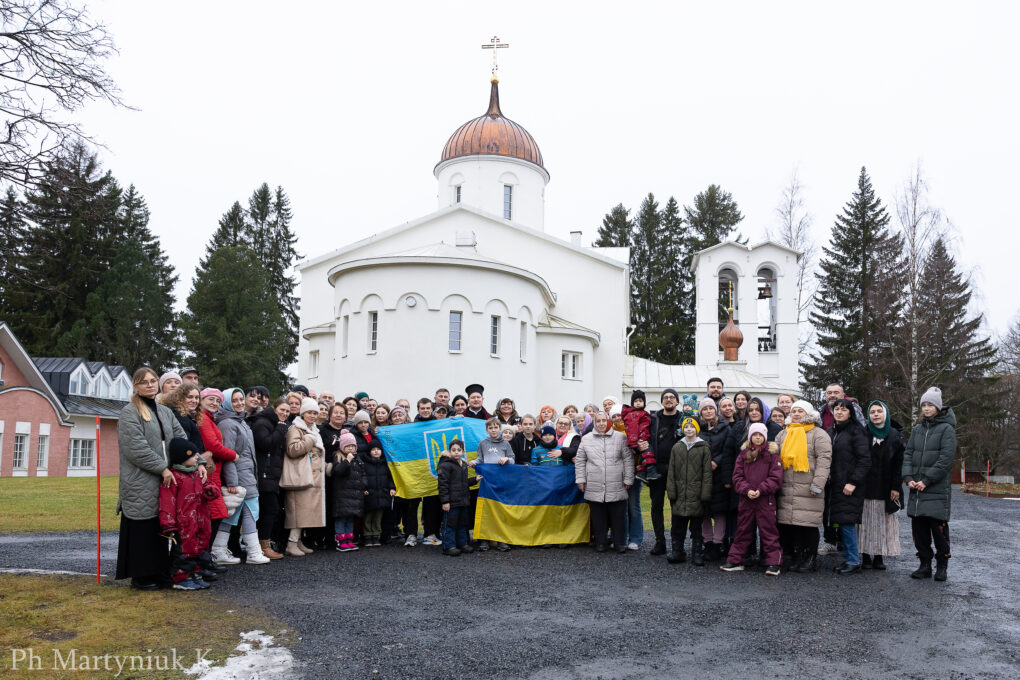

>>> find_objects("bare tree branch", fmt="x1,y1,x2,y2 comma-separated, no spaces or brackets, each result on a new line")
0,0,128,186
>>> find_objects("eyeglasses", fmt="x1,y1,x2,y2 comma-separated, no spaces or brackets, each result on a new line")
139,379,158,386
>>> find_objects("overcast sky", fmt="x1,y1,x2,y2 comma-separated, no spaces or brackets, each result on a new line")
76,1,1019,337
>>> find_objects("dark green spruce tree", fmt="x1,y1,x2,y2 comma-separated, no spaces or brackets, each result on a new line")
804,167,904,402
683,184,746,255
0,186,26,312
179,245,291,394
594,203,633,248
261,185,299,368
658,196,694,364
628,194,666,360
913,237,999,462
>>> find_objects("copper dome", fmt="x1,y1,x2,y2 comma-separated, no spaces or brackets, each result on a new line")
439,80,544,169
719,310,744,361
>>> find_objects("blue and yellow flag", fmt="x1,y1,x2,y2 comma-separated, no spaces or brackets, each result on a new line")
473,464,590,546
376,419,486,498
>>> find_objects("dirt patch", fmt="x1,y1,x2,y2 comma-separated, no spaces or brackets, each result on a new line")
29,628,78,642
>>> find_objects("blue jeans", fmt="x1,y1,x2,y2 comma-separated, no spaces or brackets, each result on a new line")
840,524,860,566
626,483,644,545
442,508,469,550
334,516,354,535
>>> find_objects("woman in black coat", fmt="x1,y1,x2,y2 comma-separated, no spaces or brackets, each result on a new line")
859,400,905,569
697,398,732,561
250,399,290,559
826,398,872,575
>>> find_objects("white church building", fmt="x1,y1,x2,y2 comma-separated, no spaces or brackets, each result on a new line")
296,77,801,410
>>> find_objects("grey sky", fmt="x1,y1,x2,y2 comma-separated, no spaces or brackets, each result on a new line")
77,1,1019,337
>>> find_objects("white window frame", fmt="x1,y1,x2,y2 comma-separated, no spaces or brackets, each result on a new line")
98,373,111,399
37,434,49,470
489,315,501,356
503,184,513,220
309,350,319,378
449,311,463,352
561,351,582,380
454,185,462,204
12,434,28,470
69,439,96,469
342,314,350,358
367,311,378,353
519,321,527,362
70,367,89,396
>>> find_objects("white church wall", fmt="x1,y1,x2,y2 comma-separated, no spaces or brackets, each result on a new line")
535,333,594,412
435,156,548,230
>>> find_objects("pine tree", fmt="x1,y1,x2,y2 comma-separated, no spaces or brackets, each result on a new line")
913,237,999,462
804,167,905,402
179,245,291,394
594,203,632,248
0,186,26,311
62,238,179,371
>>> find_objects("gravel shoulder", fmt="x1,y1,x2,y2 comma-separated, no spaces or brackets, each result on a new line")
2,489,1017,679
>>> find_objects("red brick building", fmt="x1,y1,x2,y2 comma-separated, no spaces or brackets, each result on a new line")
0,323,126,477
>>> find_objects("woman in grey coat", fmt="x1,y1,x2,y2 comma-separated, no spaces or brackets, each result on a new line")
575,411,634,553
212,388,269,564
115,366,192,589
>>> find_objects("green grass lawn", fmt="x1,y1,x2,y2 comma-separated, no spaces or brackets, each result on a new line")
0,477,120,534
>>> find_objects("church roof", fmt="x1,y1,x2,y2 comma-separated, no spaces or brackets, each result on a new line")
438,80,544,170
625,355,792,393
691,239,803,270
537,313,600,346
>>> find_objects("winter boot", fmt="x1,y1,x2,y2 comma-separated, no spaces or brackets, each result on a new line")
861,553,873,569
243,532,270,564
644,466,662,482
911,558,933,579
296,539,315,554
650,538,667,556
634,465,649,485
343,532,360,551
692,538,705,566
934,558,948,582
259,540,283,560
285,539,305,557
211,531,240,565
666,540,687,563
872,554,886,570
703,542,718,562
793,552,817,573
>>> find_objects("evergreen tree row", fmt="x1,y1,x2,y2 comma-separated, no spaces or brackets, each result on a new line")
178,183,300,396
0,143,179,371
595,185,744,364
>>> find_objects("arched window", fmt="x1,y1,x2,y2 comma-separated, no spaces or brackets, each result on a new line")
756,266,777,352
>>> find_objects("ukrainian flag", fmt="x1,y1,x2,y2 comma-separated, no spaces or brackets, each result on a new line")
473,464,590,546
376,419,486,498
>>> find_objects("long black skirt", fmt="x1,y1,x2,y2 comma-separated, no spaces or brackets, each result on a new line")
115,515,170,583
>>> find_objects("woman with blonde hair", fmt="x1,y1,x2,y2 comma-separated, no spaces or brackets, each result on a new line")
116,366,192,589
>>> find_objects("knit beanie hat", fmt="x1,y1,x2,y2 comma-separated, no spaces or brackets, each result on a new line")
355,391,369,400
661,388,680,402
791,399,820,424
338,430,357,450
603,395,619,405
699,397,717,414
200,387,224,403
747,423,768,442
540,425,556,437
168,437,198,465
158,371,182,391
389,406,407,419
630,390,646,406
680,417,700,434
609,404,623,418
299,397,319,415
920,386,943,411
353,409,372,424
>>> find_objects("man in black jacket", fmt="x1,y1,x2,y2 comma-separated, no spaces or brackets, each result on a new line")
640,389,683,555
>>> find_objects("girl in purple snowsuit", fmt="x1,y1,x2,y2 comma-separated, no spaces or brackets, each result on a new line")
721,423,784,575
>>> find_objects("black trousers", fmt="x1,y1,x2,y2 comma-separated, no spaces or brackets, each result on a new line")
647,475,668,541
403,498,422,536
822,486,839,545
383,497,406,540
422,495,443,537
589,500,626,550
911,516,951,561
670,514,703,552
257,490,282,541
778,523,820,557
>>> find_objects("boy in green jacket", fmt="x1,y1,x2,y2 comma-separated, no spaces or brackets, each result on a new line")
666,417,713,566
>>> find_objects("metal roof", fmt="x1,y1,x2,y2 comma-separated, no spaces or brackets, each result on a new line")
626,356,792,393
63,396,128,418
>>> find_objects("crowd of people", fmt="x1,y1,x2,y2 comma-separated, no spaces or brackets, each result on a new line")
116,368,957,591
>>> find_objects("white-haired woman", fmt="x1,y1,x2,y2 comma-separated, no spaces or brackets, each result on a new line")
283,398,327,556
775,400,832,573
575,411,634,553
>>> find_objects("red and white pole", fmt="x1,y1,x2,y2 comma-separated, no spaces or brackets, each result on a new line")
96,416,101,583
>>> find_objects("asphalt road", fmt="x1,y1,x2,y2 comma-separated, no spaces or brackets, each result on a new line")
2,489,1018,679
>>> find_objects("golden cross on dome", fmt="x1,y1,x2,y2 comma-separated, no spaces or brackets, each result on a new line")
481,35,509,81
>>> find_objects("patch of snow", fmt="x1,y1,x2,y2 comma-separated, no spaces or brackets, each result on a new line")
0,567,99,576
187,630,297,680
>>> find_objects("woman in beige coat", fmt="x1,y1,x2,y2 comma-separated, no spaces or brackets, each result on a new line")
575,411,634,553
283,397,327,556
775,399,832,573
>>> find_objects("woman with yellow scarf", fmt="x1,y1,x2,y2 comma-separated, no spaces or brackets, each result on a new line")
775,400,832,573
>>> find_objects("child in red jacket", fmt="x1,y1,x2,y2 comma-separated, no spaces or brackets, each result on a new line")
625,391,655,483
160,438,221,591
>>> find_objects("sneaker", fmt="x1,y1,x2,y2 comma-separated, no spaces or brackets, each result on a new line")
460,544,475,554
820,542,839,555
442,547,462,556
634,469,649,484
339,542,359,552
765,565,781,577
210,547,240,565
190,576,212,589
196,569,218,582
495,542,510,552
404,535,418,547
720,562,745,572
477,541,490,552
627,542,639,551
422,534,442,546
644,467,662,482
173,578,204,591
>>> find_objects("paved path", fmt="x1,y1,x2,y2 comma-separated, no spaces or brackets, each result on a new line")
3,490,1018,679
